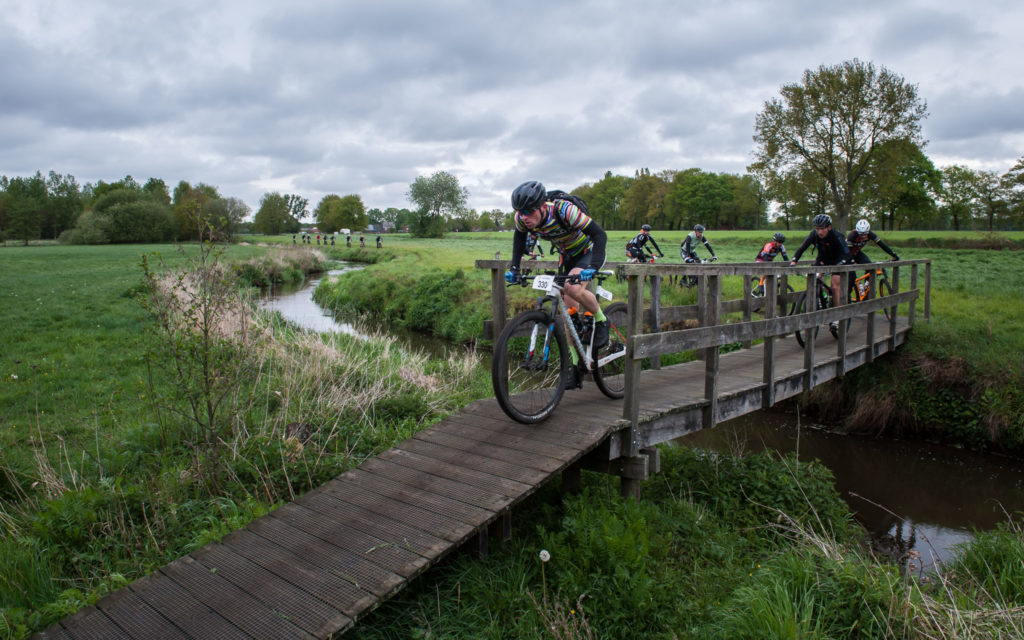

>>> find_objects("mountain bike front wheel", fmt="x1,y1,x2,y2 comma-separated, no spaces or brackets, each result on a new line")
592,302,628,399
492,310,568,424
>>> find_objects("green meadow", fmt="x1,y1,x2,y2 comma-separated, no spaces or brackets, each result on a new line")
2,232,1022,638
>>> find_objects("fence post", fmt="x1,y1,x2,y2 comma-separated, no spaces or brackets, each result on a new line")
702,275,721,430
908,263,918,326
490,267,507,339
924,261,931,321
803,271,816,391
761,274,777,408
624,273,645,459
836,269,849,375
741,274,752,349
889,266,900,351
649,274,662,370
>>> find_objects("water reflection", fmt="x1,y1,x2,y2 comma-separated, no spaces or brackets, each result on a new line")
678,408,1024,572
258,267,367,337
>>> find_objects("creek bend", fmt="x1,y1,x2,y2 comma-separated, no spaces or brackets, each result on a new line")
260,268,1024,572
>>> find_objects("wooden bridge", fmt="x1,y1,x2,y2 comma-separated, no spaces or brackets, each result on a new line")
35,259,930,639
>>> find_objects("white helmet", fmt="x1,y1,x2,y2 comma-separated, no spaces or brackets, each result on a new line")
855,219,870,234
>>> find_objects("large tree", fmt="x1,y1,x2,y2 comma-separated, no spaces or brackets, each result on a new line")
407,171,468,238
314,194,367,232
937,165,979,231
252,192,293,235
752,59,928,231
863,140,940,230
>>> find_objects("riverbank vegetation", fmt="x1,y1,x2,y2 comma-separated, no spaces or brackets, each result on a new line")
2,231,1022,638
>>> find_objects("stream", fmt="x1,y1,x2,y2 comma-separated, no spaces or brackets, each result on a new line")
260,269,1024,572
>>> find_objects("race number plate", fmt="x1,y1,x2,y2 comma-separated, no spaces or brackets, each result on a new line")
532,275,555,292
595,285,613,301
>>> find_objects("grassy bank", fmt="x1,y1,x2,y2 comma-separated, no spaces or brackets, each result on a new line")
0,241,487,637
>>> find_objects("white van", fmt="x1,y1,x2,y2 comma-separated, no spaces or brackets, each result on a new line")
340,228,351,235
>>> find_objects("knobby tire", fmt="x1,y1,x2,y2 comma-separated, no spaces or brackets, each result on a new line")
592,302,628,399
492,310,567,424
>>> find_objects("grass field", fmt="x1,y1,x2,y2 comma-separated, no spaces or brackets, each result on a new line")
2,232,1023,638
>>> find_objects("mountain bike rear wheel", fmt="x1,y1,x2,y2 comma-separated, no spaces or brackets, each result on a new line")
879,279,893,321
592,302,628,399
492,310,567,424
790,292,818,348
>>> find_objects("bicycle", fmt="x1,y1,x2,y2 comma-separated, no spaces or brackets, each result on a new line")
750,275,795,299
788,272,839,348
675,256,713,288
848,265,894,321
491,271,628,424
618,249,658,284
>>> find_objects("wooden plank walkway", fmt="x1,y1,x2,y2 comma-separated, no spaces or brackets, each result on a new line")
35,315,908,639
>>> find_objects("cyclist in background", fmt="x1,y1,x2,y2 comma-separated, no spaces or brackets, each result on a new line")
847,219,900,268
505,181,609,358
753,232,789,295
524,230,545,260
680,224,717,263
790,214,852,333
626,224,664,262
756,232,789,263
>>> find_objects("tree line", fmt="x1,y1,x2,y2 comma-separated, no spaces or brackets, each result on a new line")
4,59,1022,245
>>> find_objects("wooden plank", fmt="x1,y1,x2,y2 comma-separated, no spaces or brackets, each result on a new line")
57,607,131,640
295,486,450,558
267,501,431,579
393,437,550,486
127,566,250,640
329,466,494,528
359,457,515,512
220,528,370,620
160,556,312,639
317,478,477,543
191,544,344,637
94,589,189,639
442,409,601,449
413,428,571,472
246,515,406,597
377,447,533,497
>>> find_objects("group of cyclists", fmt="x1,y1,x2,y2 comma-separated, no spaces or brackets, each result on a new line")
503,180,900,387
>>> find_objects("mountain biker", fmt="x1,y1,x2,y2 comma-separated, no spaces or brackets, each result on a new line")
505,181,610,370
680,224,717,263
756,232,789,263
626,224,664,263
524,230,545,259
847,219,900,268
753,232,789,294
790,214,852,335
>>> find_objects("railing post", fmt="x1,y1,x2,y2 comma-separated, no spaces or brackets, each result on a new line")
909,263,918,326
623,273,645,459
695,273,707,361
865,268,876,363
649,273,662,370
836,269,848,375
803,271,816,391
924,261,931,321
490,267,507,339
889,266,900,351
761,273,777,408
741,274,752,349
702,275,721,430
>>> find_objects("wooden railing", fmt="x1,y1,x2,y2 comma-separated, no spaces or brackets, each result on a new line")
615,259,931,458
476,257,931,493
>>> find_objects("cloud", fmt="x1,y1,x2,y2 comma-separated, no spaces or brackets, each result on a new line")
1,0,1023,213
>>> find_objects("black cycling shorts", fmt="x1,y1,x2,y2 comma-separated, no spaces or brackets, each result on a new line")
559,250,603,276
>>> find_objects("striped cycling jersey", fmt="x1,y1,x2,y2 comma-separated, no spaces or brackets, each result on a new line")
515,200,593,258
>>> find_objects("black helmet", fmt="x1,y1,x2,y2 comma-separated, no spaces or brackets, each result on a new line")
773,232,785,243
641,224,651,231
511,181,546,213
812,214,832,228
694,224,705,232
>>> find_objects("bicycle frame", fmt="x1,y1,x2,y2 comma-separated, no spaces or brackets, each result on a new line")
850,268,888,302
527,273,622,372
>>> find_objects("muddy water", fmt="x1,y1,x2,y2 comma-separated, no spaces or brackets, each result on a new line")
678,408,1024,572
257,265,462,359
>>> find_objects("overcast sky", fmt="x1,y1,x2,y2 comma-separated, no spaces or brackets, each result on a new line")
2,0,1022,216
